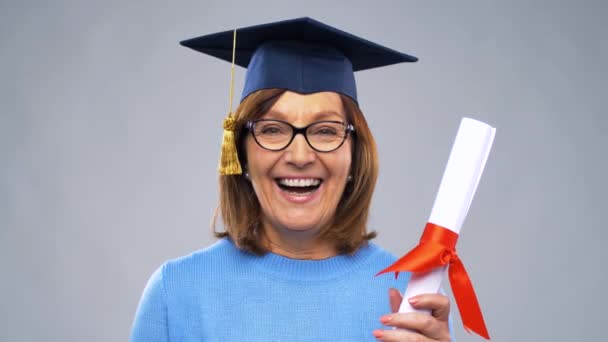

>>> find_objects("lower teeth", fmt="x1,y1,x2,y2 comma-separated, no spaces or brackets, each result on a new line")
280,185,319,195
287,190,314,195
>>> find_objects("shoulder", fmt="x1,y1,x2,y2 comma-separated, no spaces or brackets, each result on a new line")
161,238,245,279
139,238,256,303
165,238,238,265
362,242,400,266
343,241,406,279
363,242,410,287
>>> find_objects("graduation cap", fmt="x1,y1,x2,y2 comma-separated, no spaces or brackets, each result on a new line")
180,17,417,175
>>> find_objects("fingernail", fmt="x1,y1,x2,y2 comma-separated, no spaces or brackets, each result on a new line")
373,330,384,339
408,297,419,305
380,315,392,324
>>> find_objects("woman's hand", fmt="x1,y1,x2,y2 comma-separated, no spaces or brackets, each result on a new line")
372,288,451,341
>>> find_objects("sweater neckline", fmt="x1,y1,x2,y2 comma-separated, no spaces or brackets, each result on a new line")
222,238,381,282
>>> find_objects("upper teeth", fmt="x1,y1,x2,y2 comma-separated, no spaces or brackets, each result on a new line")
279,178,321,187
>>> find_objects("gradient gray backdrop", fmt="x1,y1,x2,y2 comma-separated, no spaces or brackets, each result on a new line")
2,1,606,341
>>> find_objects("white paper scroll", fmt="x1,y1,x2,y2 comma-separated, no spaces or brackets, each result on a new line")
399,117,496,313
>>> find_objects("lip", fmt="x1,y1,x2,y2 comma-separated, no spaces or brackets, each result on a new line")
274,178,323,204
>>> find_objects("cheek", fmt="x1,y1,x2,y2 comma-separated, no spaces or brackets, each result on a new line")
244,137,276,193
333,142,353,176
245,136,267,175
244,136,256,168
333,155,351,178
319,146,352,194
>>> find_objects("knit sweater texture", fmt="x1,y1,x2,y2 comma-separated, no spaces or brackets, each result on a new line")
131,238,442,341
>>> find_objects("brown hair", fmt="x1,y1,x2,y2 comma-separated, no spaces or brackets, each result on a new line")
214,88,378,255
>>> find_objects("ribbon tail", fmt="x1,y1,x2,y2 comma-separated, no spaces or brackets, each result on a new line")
449,258,490,340
376,243,449,278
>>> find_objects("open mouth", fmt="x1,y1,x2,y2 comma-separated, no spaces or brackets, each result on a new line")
275,178,323,195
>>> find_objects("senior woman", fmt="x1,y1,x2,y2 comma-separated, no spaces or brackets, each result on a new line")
131,18,452,342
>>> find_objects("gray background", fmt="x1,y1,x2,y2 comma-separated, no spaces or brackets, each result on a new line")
1,0,606,341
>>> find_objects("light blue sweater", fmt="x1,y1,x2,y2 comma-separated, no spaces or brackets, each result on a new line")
131,238,443,341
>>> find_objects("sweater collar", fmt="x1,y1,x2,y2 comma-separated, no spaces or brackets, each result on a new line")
224,238,381,282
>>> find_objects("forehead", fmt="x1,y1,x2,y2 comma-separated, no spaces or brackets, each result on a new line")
264,91,346,121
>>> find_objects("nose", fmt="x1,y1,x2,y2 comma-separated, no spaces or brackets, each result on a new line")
283,133,316,168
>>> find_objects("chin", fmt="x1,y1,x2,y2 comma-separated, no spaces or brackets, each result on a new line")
280,219,323,233
273,212,329,234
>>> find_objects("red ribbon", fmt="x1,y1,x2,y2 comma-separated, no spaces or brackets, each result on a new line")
376,222,490,340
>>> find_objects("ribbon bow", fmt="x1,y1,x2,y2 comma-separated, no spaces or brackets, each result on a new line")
377,223,490,340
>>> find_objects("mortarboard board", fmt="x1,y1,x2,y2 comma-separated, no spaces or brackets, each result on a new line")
180,17,417,175
180,17,417,103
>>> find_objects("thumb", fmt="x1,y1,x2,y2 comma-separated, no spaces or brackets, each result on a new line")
388,288,403,313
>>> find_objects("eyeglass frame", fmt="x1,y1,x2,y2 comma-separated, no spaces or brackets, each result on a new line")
245,119,356,152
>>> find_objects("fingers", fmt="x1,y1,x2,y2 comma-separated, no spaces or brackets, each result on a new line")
373,328,430,342
377,293,451,341
388,288,403,313
378,312,450,341
408,294,450,322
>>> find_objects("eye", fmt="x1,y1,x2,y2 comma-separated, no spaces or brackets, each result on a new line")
310,124,340,136
320,128,337,135
256,123,288,136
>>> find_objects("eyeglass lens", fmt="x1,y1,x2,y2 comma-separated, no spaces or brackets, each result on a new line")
251,120,349,152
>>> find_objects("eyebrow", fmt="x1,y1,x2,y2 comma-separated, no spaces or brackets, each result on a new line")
263,110,345,121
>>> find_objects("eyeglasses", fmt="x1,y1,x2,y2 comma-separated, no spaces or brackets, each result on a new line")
246,119,355,152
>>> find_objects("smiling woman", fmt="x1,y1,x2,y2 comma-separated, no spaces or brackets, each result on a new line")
131,17,453,342
217,89,379,257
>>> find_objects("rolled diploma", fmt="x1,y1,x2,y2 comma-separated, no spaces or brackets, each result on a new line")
398,117,496,313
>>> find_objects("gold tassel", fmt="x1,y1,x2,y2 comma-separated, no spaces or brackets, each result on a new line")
218,28,242,175
219,114,242,175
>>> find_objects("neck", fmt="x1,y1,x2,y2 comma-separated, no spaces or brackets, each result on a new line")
261,222,338,260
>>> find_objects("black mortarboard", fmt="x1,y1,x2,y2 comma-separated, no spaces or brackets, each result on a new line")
180,17,417,103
